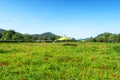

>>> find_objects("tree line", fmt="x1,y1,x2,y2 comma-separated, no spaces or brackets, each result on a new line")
88,32,120,43
0,30,60,41
1,30,119,43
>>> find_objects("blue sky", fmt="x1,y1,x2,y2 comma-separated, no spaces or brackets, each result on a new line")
0,0,120,39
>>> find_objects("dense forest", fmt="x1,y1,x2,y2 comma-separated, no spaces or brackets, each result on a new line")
88,32,120,43
0,29,60,42
1,29,120,43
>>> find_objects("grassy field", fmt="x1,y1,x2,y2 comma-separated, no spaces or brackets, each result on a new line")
0,42,120,80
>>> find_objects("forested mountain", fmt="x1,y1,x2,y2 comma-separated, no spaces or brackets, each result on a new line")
0,29,60,41
88,32,120,43
32,32,60,40
1,28,120,43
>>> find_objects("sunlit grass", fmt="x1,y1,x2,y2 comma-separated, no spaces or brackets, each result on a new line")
0,42,120,80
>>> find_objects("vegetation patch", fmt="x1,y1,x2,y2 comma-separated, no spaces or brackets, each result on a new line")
63,43,77,46
113,46,120,53
0,42,120,80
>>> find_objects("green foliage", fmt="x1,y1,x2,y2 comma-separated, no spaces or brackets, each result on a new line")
23,34,32,41
88,32,120,43
0,33,2,39
113,45,120,53
12,33,23,41
0,29,60,41
38,32,60,41
3,30,16,40
88,37,96,42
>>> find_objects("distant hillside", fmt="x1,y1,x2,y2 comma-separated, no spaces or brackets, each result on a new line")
32,32,60,40
0,29,60,41
0,29,6,33
40,32,58,37
78,38,89,41
32,32,57,37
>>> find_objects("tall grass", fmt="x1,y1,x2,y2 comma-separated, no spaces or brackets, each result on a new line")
0,42,120,80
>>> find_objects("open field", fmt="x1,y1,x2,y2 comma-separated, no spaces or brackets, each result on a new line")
0,42,120,80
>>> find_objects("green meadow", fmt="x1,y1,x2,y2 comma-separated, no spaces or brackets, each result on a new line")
0,42,120,80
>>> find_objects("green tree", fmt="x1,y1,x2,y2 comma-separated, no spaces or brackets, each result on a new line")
96,36,105,42
40,35,47,40
23,34,32,41
117,34,120,42
31,36,39,41
3,30,16,40
0,33,2,40
88,37,96,42
95,32,113,42
12,33,23,41
49,35,56,41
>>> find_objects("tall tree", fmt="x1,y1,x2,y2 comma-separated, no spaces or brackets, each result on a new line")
3,30,16,40
12,33,23,41
23,34,32,41
0,33,2,40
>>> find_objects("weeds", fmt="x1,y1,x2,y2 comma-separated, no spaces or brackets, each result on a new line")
0,42,120,80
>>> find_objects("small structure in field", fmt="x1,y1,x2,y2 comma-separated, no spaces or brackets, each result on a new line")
57,35,72,41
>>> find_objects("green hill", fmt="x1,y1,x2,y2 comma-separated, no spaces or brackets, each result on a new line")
32,32,60,40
